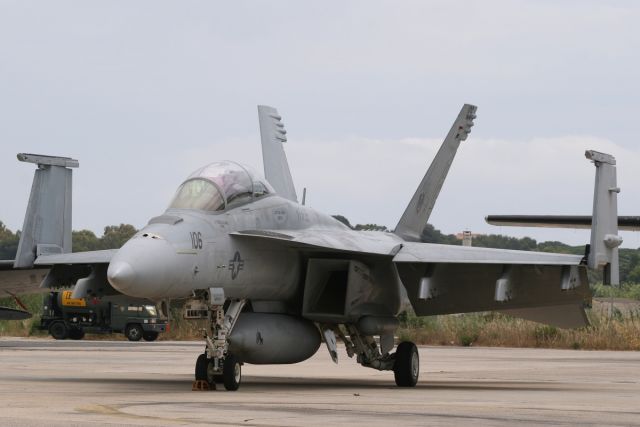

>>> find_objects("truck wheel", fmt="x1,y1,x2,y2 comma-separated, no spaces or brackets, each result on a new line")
49,321,68,340
222,354,241,391
68,328,85,340
125,324,143,341
142,331,159,342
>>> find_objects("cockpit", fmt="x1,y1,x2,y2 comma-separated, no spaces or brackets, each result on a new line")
168,161,274,212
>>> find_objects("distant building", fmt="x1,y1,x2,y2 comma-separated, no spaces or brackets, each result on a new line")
455,230,484,247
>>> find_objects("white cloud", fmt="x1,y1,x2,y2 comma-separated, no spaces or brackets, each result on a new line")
284,134,640,247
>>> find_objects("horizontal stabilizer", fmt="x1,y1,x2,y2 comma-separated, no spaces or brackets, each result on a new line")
0,306,31,320
486,215,640,231
499,303,589,329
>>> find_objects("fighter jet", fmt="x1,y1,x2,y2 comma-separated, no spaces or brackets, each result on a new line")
0,104,616,390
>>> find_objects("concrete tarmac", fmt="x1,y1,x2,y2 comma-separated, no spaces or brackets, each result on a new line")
0,338,639,426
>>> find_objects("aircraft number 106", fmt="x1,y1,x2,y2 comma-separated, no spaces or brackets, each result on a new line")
190,232,203,249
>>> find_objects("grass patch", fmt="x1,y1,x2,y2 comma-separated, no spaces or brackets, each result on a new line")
397,307,640,350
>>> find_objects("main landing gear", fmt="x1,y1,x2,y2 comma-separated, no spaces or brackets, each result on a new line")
328,325,420,387
191,289,245,391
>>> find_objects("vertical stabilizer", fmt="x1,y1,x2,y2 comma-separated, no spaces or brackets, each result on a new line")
258,105,297,202
394,104,477,241
586,150,622,285
13,154,79,268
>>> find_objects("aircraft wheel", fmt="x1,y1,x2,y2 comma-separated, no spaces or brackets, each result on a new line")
195,354,225,386
222,354,241,391
68,328,85,340
125,324,143,341
195,353,208,381
142,331,159,342
49,321,68,340
393,341,419,387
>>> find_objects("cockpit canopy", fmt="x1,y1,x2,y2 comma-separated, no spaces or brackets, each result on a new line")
168,161,274,212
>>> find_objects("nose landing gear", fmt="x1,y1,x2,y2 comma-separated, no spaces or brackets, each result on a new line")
191,288,245,391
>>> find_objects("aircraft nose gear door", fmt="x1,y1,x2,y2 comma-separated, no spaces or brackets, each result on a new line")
193,288,246,391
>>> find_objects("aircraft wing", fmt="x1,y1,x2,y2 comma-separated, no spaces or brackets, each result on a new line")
486,215,640,231
392,243,590,328
233,232,590,328
393,242,583,265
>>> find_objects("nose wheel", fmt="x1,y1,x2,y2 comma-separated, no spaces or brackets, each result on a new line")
194,352,241,391
192,291,246,391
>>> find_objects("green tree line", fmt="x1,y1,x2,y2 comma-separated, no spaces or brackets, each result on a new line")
0,221,137,257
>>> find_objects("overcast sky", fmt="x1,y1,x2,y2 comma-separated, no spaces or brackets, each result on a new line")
1,1,639,247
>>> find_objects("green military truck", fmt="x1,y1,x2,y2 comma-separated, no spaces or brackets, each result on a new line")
40,291,168,341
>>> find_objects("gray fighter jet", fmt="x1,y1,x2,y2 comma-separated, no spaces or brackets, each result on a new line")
0,105,618,390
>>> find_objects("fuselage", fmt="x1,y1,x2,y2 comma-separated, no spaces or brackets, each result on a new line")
106,160,405,320
107,194,401,301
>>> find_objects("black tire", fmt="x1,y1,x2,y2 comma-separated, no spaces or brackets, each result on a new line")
222,354,241,391
195,353,224,386
49,321,68,340
142,331,159,342
68,328,85,340
393,341,419,387
125,324,143,342
195,353,208,381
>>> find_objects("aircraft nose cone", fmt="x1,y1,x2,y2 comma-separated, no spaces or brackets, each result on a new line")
107,262,136,293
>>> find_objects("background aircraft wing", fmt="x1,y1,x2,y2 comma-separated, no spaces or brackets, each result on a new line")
392,243,590,328
486,214,640,231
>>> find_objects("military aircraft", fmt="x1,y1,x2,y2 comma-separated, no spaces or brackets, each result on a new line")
0,104,619,390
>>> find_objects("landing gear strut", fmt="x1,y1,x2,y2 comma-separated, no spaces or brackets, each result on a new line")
336,325,419,387
192,288,245,391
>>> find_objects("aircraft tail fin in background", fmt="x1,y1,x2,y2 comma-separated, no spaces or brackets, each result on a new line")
13,153,79,268
258,105,298,202
394,104,477,242
586,150,622,285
